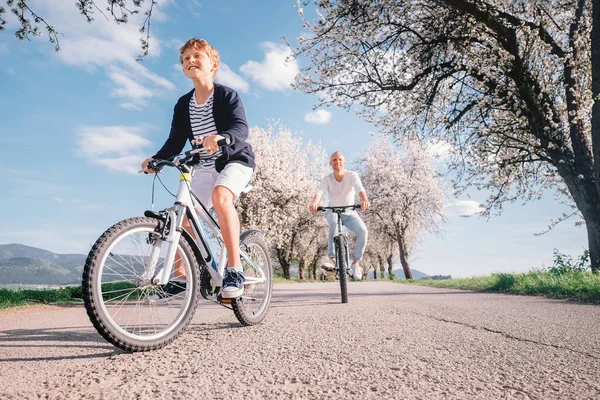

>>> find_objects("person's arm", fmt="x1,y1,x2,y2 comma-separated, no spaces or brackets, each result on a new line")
353,172,370,211
309,193,322,213
217,89,248,145
310,177,328,212
153,101,188,160
358,190,370,211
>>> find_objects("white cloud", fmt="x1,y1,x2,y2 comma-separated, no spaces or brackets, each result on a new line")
216,63,250,93
240,42,299,91
444,200,484,217
10,1,176,109
108,67,155,108
76,125,153,174
91,154,147,175
304,109,332,124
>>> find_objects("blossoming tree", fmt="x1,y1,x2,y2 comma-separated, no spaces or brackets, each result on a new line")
237,123,328,279
1,0,155,59
293,0,600,272
357,135,446,279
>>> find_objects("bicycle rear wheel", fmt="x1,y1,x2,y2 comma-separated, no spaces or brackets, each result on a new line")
335,236,349,303
82,216,200,352
232,230,273,325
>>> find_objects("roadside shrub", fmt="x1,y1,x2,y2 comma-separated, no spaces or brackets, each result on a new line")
549,249,590,275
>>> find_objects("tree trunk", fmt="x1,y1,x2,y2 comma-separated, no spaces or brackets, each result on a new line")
276,247,291,279
585,220,600,273
591,0,600,272
378,254,385,279
309,248,323,280
386,254,393,278
372,263,377,279
397,235,413,280
593,0,600,197
298,258,306,280
581,207,600,273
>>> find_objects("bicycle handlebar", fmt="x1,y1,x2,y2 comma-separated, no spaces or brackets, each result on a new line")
317,204,362,212
141,137,230,174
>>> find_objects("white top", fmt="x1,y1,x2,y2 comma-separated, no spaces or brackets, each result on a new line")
316,170,365,212
190,90,221,170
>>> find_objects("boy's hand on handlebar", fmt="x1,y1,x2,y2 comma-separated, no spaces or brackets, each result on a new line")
140,157,156,174
196,135,224,154
309,201,319,213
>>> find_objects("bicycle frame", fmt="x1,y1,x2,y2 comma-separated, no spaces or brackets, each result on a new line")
330,211,350,270
318,205,361,272
148,168,266,289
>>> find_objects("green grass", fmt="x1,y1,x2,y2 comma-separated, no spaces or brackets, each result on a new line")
403,270,600,302
0,286,83,309
3,268,600,309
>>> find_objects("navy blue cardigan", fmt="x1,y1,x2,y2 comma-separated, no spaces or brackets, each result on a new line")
153,83,255,172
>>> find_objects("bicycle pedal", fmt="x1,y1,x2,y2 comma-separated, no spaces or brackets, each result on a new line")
216,294,233,304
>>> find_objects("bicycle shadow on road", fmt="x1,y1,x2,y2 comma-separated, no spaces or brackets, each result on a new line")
271,287,481,301
0,326,120,362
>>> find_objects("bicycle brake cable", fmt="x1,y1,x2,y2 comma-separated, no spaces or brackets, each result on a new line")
150,170,178,210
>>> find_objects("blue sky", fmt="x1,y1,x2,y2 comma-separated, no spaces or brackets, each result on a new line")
0,0,589,278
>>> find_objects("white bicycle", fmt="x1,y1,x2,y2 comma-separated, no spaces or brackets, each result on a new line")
317,205,361,303
82,142,272,352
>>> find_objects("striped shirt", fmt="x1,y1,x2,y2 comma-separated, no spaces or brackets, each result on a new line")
190,90,221,170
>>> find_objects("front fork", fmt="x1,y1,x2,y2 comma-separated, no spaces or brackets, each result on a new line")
148,205,186,286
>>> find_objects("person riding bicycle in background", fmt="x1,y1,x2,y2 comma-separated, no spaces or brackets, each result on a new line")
309,151,370,280
141,38,254,300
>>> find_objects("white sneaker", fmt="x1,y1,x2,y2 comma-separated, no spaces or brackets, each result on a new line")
320,260,335,272
351,262,362,280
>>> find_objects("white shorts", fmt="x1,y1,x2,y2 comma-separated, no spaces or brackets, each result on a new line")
191,163,253,209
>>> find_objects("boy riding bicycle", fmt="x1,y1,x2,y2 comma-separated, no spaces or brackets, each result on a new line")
141,38,253,300
309,151,370,280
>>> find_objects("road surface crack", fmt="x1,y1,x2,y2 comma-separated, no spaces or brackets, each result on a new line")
412,311,600,360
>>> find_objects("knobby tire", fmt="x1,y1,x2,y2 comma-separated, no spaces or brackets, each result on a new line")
232,230,273,325
82,217,200,352
335,236,349,303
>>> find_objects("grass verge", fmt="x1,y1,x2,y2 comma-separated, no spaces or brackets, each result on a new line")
402,270,600,302
3,269,599,309
0,286,83,309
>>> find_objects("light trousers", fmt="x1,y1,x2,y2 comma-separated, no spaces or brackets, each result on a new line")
326,211,368,261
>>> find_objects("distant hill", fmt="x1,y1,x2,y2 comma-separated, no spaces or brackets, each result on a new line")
0,244,87,285
393,268,430,280
368,267,431,280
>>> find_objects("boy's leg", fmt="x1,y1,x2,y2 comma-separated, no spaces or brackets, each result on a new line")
212,163,253,298
212,186,241,267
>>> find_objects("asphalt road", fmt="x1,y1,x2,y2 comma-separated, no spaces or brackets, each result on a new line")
1,281,599,399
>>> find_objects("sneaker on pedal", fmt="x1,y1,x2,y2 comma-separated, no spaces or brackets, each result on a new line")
320,259,335,272
148,280,186,303
221,268,245,299
351,262,362,280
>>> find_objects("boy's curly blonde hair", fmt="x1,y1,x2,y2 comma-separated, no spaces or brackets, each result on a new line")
179,38,220,78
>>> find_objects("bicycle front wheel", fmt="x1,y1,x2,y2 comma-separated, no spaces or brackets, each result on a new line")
335,236,349,303
82,216,200,352
232,230,273,325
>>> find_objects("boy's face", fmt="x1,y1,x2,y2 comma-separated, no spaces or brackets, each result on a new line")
181,46,217,80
